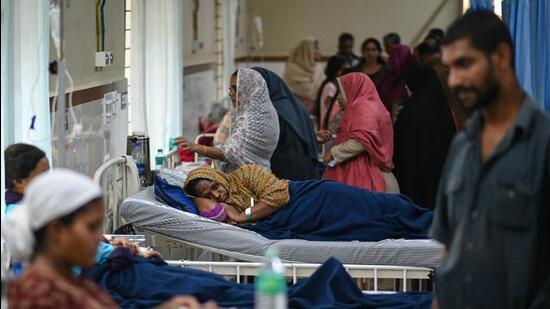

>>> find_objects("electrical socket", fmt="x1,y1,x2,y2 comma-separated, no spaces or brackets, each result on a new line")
95,51,114,67
191,40,204,54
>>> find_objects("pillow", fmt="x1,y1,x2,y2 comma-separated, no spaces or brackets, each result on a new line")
154,174,198,214
157,168,187,187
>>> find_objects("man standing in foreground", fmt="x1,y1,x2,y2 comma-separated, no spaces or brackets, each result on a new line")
430,11,549,308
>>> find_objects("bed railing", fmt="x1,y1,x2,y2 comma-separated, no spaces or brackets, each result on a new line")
93,156,139,233
194,133,215,163
165,147,180,169
167,260,432,292
164,133,216,169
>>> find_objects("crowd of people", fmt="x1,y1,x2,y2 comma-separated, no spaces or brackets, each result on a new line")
1,10,548,309
178,23,463,205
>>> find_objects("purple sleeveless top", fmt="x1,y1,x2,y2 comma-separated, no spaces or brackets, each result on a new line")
198,203,228,223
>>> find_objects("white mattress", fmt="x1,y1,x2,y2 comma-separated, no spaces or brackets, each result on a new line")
120,188,444,268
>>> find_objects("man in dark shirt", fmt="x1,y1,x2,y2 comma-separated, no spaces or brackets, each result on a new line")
336,32,360,67
430,11,550,309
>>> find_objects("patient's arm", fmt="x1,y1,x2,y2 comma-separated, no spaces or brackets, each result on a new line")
194,197,218,213
196,195,279,224
224,202,278,224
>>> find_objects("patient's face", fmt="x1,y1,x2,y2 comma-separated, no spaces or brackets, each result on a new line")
195,179,228,202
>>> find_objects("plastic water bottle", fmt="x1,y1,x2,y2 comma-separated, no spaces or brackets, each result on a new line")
132,143,146,186
168,137,177,151
155,148,166,170
255,248,287,309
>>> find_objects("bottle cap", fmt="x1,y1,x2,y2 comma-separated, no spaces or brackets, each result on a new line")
157,148,163,153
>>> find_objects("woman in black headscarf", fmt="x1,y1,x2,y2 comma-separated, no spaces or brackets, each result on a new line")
393,63,455,210
253,67,324,180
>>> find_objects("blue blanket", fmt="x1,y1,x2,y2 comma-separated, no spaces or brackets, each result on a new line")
85,249,432,308
243,180,433,241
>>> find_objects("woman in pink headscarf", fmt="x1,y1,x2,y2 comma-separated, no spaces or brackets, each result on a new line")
323,72,398,193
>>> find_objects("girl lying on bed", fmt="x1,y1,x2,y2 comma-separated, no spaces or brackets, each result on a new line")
184,164,432,241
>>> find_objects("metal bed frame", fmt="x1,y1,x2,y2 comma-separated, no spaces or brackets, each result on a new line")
167,260,432,292
93,156,138,233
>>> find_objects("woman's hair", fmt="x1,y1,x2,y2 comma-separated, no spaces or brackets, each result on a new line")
383,32,401,45
32,197,101,257
184,177,208,197
4,143,46,190
361,38,385,65
314,55,348,123
416,40,441,60
426,28,445,44
322,89,340,130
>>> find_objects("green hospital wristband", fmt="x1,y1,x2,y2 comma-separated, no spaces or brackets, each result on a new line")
245,208,252,222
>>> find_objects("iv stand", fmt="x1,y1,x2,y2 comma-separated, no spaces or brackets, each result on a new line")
54,0,66,167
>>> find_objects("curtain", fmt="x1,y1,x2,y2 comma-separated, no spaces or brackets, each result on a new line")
1,0,50,214
223,0,239,94
470,0,496,11
503,0,549,112
130,0,183,165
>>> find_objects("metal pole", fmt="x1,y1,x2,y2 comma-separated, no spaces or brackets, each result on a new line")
55,0,66,167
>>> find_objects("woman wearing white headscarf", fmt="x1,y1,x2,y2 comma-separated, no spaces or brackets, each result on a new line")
1,169,215,309
176,68,280,173
283,37,324,114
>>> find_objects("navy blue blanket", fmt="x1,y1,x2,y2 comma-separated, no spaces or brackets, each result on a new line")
243,180,433,241
86,249,431,308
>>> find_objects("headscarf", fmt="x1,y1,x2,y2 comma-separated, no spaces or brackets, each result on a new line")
184,167,256,212
283,38,323,101
1,169,103,262
393,64,455,209
323,73,394,191
252,67,318,161
381,44,416,108
184,165,289,212
219,68,280,173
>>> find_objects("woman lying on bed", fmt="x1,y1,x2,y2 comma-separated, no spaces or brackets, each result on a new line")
184,164,432,241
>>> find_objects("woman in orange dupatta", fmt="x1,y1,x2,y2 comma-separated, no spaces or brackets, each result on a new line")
323,72,396,192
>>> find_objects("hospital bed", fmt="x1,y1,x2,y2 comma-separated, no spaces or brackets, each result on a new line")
120,188,443,268
95,144,442,293
120,188,440,292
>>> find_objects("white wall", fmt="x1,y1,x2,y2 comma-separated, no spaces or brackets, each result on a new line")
182,70,218,138
247,0,461,56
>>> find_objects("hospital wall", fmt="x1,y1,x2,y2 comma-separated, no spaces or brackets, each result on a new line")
245,0,462,57
48,0,249,174
48,0,125,93
48,0,127,175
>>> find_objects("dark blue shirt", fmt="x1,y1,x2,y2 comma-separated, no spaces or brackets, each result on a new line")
430,96,550,308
